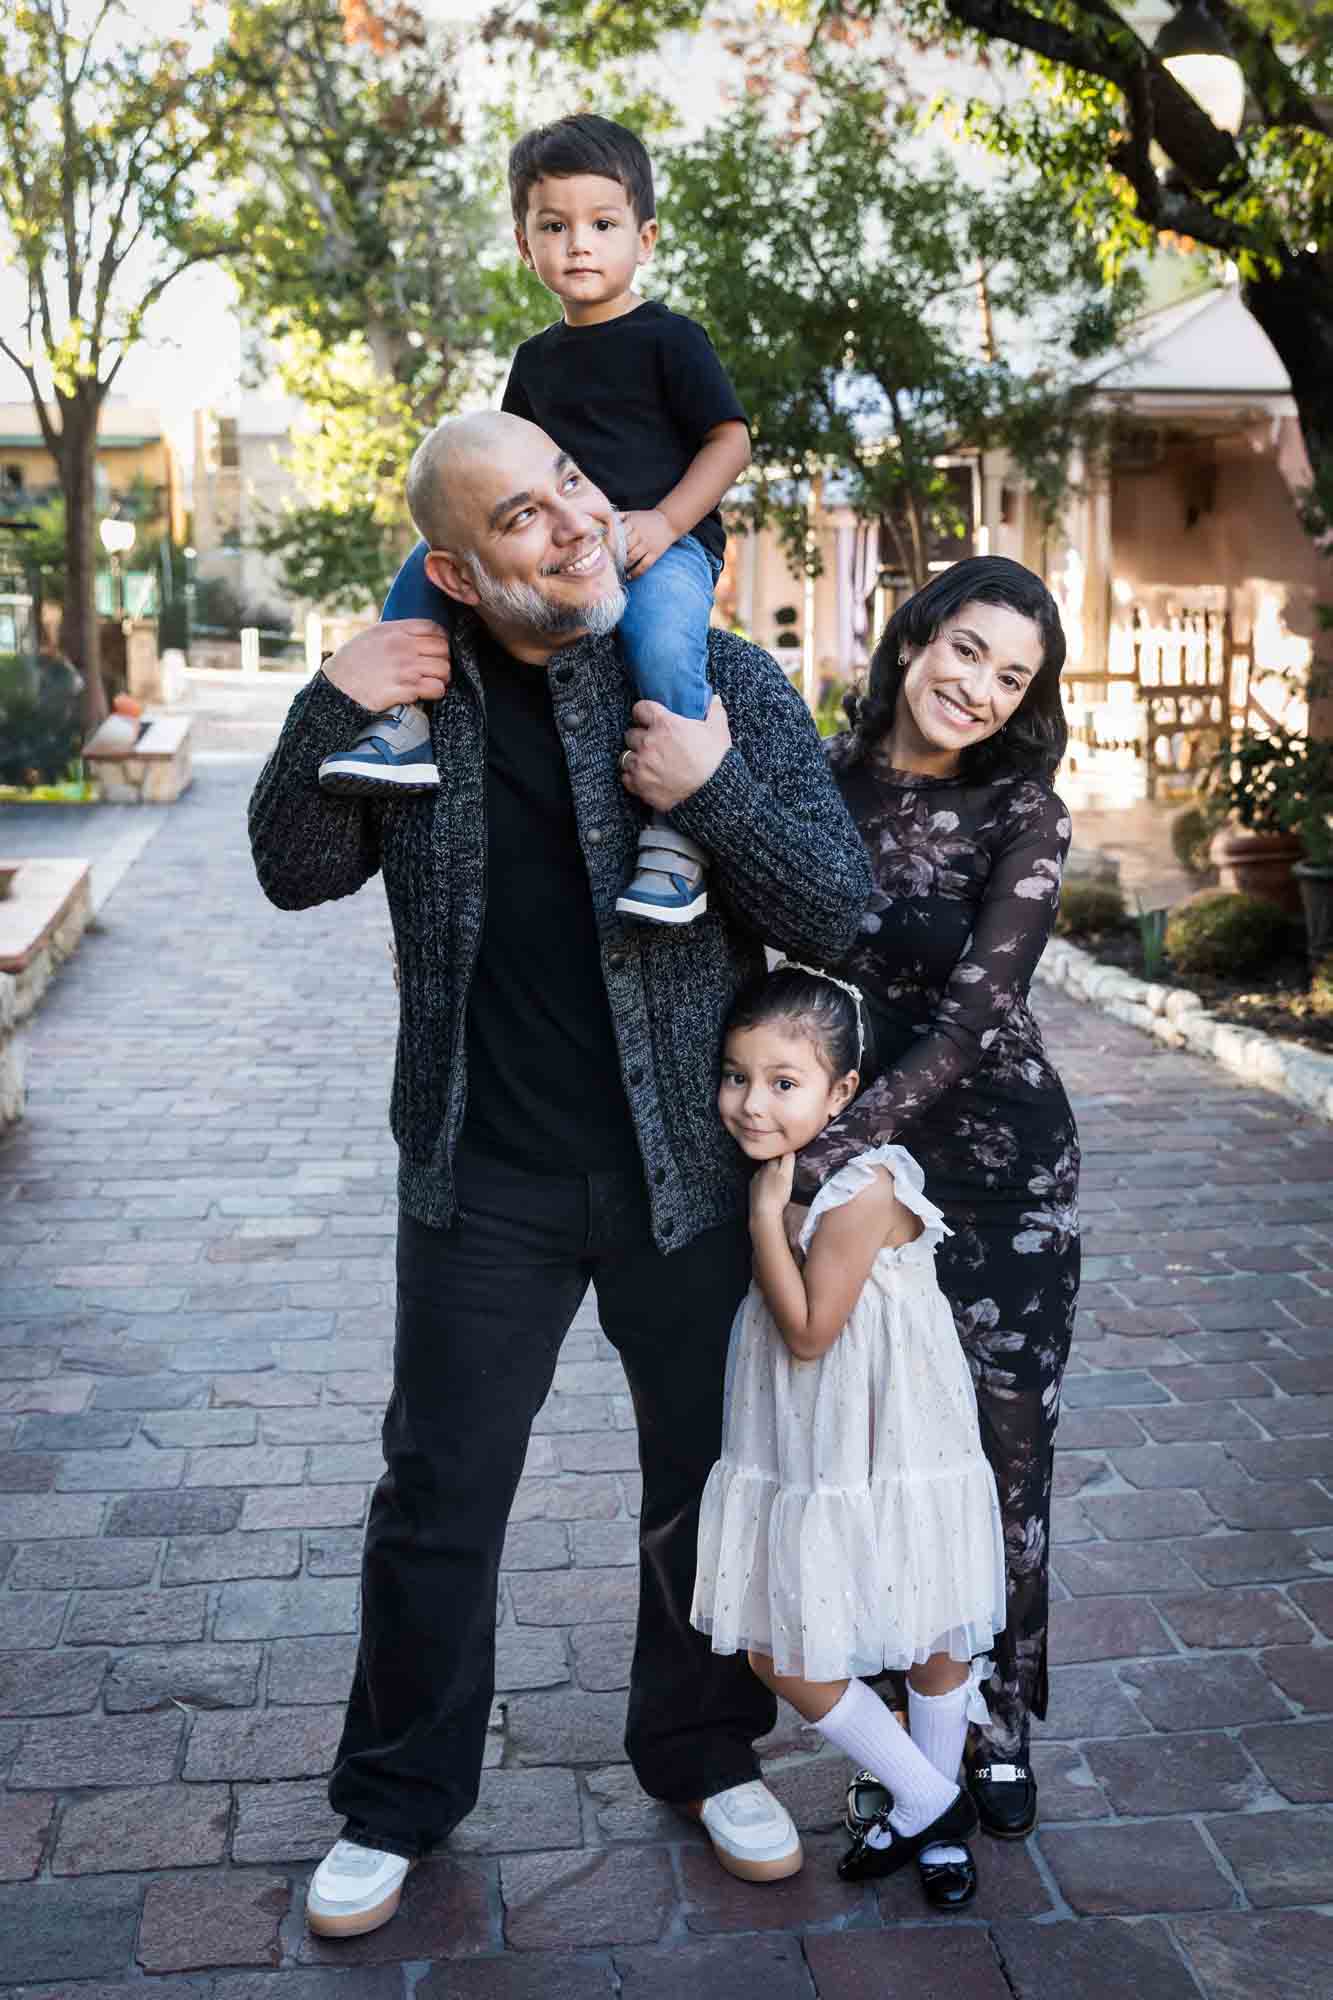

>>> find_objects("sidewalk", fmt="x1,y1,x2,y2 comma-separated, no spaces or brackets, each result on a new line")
0,757,1329,1997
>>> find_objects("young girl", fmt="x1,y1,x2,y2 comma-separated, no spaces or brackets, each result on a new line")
692,963,1007,1892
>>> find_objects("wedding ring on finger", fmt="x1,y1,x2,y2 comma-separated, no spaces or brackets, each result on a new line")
620,749,634,773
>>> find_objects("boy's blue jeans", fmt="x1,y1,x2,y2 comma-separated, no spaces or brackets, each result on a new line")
381,533,722,721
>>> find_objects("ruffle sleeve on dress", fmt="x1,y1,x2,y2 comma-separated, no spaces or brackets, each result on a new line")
798,1143,951,1263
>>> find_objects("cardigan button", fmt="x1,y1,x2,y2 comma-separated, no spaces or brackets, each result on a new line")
587,827,604,846
629,1067,645,1086
653,1168,666,1187
661,1217,674,1237
554,666,573,685
566,708,584,728
608,950,627,970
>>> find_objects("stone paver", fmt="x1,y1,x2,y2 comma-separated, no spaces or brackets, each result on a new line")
2,756,1330,1993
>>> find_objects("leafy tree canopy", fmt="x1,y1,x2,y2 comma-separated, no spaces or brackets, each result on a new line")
657,48,1142,586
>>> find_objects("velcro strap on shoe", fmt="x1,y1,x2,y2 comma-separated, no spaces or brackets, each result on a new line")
638,826,707,867
977,1763,1028,1784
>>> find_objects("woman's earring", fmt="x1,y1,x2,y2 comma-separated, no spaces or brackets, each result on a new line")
898,655,907,667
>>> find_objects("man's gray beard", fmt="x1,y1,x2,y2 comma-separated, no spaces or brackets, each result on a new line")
464,526,628,640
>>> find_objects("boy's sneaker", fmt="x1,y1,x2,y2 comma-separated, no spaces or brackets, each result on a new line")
306,1838,411,1937
616,824,708,924
319,702,439,796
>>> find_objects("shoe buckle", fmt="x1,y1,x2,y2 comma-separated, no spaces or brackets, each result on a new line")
979,1762,1028,1784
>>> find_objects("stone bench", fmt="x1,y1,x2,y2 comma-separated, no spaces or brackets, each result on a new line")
0,971,22,1130
83,713,193,804
0,857,93,1022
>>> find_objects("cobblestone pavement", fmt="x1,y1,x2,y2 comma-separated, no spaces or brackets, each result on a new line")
1,759,1330,1999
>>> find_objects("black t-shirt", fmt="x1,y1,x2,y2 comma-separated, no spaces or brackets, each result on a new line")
461,631,642,1176
500,300,747,562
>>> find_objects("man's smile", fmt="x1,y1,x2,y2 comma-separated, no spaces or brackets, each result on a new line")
543,541,607,579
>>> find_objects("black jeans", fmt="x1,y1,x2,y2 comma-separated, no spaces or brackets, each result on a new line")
328,1148,776,1858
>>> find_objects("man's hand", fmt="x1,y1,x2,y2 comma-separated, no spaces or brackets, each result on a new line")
321,620,451,713
620,696,731,810
620,508,676,577
750,1152,796,1221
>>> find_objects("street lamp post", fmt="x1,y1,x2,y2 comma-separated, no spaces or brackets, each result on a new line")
1153,2,1247,137
98,516,137,625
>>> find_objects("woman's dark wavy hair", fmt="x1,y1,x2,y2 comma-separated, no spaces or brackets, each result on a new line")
726,966,877,1085
843,555,1068,783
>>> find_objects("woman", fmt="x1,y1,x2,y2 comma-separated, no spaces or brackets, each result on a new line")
793,555,1080,1908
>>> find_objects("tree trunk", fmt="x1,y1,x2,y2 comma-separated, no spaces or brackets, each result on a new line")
1242,267,1333,744
1242,266,1333,514
56,396,107,737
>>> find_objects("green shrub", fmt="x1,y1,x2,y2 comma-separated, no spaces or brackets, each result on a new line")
1170,804,1218,876
1311,956,1333,1017
1055,880,1125,937
1164,890,1298,977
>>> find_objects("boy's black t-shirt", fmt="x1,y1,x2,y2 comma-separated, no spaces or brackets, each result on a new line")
500,300,746,562
461,629,642,1177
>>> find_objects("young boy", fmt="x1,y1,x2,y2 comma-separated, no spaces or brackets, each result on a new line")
317,113,752,925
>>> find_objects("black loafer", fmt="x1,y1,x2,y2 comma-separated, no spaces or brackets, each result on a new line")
918,1842,977,1909
837,1787,979,1882
967,1760,1037,1839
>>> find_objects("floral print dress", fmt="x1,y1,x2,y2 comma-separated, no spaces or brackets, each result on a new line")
793,738,1080,1758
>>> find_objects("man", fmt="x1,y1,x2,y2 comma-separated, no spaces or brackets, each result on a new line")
249,412,871,1938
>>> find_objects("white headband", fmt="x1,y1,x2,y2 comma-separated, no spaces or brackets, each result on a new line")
775,959,867,1071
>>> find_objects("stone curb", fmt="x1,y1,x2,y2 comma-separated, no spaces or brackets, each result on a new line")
1034,937,1333,1124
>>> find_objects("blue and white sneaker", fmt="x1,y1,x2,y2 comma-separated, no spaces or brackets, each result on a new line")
319,702,439,796
615,821,708,925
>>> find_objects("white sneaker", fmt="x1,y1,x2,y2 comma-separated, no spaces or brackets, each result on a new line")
693,1779,803,1882
306,1838,412,1937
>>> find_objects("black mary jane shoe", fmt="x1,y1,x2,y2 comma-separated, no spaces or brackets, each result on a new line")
967,1759,1037,1840
837,1788,979,1883
845,1767,892,1838
918,1842,978,1909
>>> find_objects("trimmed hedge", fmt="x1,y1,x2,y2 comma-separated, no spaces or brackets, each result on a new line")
1164,890,1299,977
1055,880,1125,938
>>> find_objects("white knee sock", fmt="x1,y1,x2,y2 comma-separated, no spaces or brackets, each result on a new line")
815,1679,957,1841
909,1680,972,1865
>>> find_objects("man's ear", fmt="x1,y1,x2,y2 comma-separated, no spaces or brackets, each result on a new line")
514,224,535,270
425,549,477,606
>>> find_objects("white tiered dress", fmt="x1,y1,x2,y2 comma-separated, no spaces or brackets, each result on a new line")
692,1144,1007,1684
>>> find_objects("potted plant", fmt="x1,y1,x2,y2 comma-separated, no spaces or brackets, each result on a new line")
1203,724,1306,915
1270,735,1333,963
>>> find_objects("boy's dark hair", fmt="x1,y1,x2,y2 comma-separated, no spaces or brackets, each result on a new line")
843,555,1069,783
509,114,655,230
725,966,876,1084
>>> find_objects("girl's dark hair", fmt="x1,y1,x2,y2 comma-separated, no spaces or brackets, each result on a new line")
509,114,655,229
844,555,1068,782
726,966,875,1083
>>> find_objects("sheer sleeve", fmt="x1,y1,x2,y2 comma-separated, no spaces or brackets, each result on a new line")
794,781,1071,1199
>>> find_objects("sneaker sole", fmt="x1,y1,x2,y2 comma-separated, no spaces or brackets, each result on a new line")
708,1838,805,1883
614,891,708,924
306,1871,410,1938
319,765,440,794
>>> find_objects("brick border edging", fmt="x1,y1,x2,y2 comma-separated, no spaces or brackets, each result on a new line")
1034,938,1333,1124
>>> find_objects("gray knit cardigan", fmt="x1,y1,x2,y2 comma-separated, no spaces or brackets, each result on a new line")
248,614,871,1249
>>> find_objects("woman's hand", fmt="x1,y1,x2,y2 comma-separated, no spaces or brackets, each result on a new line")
749,1152,795,1223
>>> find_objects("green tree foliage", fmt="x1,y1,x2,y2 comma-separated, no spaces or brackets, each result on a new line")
221,0,505,607
0,0,231,727
536,0,1333,537
657,55,1141,588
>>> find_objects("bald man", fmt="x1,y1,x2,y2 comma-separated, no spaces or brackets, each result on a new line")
249,413,871,1938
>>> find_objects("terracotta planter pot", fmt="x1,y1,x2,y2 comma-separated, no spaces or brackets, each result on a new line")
1207,825,1304,915
1294,861,1333,965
